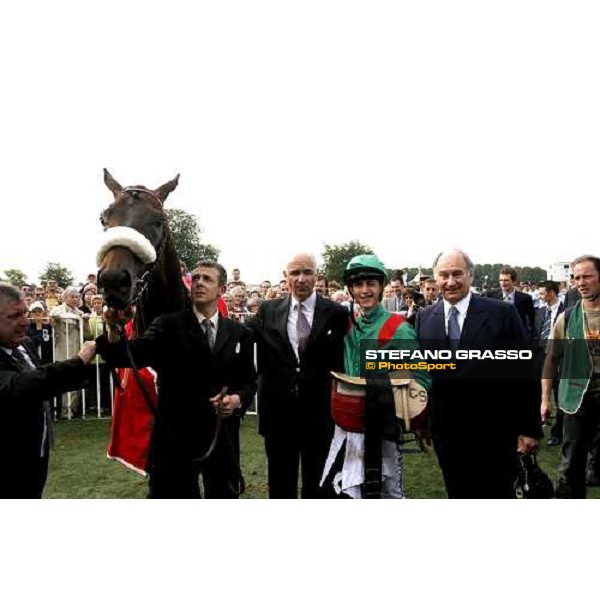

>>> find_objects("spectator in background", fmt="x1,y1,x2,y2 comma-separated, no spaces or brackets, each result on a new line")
180,260,192,290
231,286,250,323
383,284,393,300
328,281,340,295
382,275,406,312
229,267,245,289
85,294,112,416
51,287,89,418
259,280,272,298
315,275,328,297
497,267,535,338
45,280,60,312
246,297,262,319
27,301,53,365
277,281,290,299
423,278,440,305
223,293,235,316
79,284,97,314
402,288,426,326
331,290,350,309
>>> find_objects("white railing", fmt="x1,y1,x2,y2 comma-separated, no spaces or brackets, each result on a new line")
30,315,258,419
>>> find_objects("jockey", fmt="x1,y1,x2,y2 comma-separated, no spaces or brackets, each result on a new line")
320,254,431,498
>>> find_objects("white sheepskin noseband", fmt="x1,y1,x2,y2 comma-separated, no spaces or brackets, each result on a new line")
96,226,157,267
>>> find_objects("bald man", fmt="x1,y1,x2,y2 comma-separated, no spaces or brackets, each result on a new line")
250,253,348,498
415,249,541,498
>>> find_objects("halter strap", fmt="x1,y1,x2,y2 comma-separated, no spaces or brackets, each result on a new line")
118,187,164,209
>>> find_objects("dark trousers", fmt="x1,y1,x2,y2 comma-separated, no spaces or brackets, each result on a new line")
434,436,516,499
264,427,331,499
557,391,600,498
147,426,241,499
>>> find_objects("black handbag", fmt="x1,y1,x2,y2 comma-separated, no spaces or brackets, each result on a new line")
514,454,554,499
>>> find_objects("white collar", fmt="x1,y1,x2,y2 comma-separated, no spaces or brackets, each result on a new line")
291,291,317,312
443,292,472,316
193,306,219,329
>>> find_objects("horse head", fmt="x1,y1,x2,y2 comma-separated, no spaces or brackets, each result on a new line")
97,169,180,311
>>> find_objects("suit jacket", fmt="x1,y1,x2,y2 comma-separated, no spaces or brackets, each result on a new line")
97,310,257,459
382,297,406,313
249,295,348,438
494,290,535,336
0,338,92,498
415,295,541,440
532,302,565,349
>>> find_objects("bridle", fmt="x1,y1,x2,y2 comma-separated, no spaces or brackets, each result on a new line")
100,187,169,314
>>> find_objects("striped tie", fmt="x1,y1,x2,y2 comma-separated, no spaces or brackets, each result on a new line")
296,303,310,353
202,318,215,351
540,307,553,350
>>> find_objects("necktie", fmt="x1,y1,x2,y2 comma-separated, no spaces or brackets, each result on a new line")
448,305,461,351
202,318,215,351
540,307,553,350
296,303,310,353
12,347,34,370
503,293,511,303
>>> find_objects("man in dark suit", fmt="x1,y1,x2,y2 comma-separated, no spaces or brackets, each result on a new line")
250,252,348,498
100,261,257,499
497,267,535,337
532,281,564,446
415,250,541,498
0,283,96,498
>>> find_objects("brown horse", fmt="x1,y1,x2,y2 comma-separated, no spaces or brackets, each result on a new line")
97,169,191,333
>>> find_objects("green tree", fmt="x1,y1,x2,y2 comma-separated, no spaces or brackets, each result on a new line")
320,240,375,283
39,263,74,288
3,268,28,287
165,208,220,268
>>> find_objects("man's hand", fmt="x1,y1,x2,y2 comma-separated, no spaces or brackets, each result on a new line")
541,396,552,423
517,435,539,455
210,393,241,418
78,341,97,365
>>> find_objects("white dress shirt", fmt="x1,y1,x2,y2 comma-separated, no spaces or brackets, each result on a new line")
442,292,472,335
193,306,219,337
288,292,316,359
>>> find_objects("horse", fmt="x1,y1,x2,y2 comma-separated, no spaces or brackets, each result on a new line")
97,168,191,333
96,169,192,475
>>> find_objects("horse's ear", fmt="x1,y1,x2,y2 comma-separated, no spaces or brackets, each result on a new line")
155,174,180,203
104,169,123,197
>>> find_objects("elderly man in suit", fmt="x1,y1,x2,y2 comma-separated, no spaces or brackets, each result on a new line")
100,261,257,499
0,284,96,498
415,250,541,498
251,252,348,498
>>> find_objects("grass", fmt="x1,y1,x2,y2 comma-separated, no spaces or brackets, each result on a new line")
44,416,600,499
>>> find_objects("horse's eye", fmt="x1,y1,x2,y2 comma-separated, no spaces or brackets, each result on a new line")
154,220,163,228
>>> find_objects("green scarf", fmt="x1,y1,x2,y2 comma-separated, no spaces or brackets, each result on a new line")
558,301,594,414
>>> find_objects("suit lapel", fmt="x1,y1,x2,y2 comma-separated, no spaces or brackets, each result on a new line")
306,295,326,348
461,296,488,344
213,315,232,356
431,301,446,339
185,310,210,352
275,298,296,361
